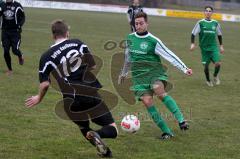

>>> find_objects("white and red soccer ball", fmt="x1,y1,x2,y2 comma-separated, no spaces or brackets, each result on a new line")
121,115,140,133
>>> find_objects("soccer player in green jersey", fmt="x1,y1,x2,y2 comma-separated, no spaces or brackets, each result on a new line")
118,12,192,139
190,6,224,87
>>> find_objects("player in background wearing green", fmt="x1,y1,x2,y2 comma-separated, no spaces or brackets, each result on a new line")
190,6,224,87
118,12,192,139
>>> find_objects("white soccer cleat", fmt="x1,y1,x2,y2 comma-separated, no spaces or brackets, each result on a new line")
213,76,220,85
206,81,214,87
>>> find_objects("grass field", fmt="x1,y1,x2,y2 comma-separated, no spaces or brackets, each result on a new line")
0,8,240,159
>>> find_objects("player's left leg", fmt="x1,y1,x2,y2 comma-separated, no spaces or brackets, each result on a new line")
89,97,118,157
212,50,221,85
10,31,24,65
153,80,189,131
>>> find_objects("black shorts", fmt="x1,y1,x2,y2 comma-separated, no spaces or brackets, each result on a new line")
1,30,21,49
63,93,115,128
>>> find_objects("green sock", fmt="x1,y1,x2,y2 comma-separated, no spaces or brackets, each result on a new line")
147,106,173,135
162,96,184,123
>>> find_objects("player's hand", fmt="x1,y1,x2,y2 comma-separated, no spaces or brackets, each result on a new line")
118,75,126,85
190,43,195,51
25,95,41,108
186,69,193,76
220,45,224,54
17,26,22,33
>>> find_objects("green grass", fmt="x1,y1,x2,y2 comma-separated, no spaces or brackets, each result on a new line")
0,8,240,159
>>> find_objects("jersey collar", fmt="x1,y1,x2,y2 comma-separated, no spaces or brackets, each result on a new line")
134,32,149,38
51,38,68,48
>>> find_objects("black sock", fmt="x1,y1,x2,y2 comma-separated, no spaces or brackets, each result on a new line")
79,127,96,146
96,125,117,139
204,65,210,81
4,52,12,71
214,65,221,77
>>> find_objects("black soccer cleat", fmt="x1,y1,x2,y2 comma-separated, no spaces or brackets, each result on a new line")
98,147,112,158
87,131,112,158
18,56,24,65
179,121,189,131
160,133,174,140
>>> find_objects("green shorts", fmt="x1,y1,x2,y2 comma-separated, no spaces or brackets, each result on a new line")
201,49,221,64
130,75,172,101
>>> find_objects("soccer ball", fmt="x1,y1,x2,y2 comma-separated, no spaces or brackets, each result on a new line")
121,115,140,133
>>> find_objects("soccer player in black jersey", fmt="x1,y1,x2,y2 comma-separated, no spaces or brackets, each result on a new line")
0,0,25,75
127,0,143,32
25,20,118,158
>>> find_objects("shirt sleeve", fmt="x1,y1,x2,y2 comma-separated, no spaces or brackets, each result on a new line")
79,43,96,68
120,41,131,76
16,3,25,27
192,21,200,36
127,7,132,22
155,40,189,74
216,23,223,36
0,4,3,16
39,55,54,83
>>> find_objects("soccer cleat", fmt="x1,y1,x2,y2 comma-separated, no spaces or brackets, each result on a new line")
18,56,24,65
6,70,13,76
179,121,189,130
160,133,174,140
206,81,213,87
98,147,112,158
87,131,112,158
213,76,220,85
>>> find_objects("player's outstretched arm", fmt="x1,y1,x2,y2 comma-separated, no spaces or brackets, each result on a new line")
155,41,193,76
118,47,130,84
25,81,50,108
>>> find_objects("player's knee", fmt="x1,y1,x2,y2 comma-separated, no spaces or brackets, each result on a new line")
3,47,10,54
215,62,221,67
157,93,167,100
141,96,153,107
12,47,20,56
108,123,118,138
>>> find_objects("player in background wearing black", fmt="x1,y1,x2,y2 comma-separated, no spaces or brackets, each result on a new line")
0,0,25,75
25,20,118,158
127,0,143,32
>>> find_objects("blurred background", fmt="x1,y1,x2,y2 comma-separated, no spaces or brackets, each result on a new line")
38,0,240,10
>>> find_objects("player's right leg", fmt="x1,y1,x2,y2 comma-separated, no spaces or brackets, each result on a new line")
90,98,118,157
2,31,12,74
201,51,213,86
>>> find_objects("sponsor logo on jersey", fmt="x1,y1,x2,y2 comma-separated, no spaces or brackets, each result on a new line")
4,10,14,20
129,49,147,54
203,30,215,34
140,42,148,50
11,7,15,10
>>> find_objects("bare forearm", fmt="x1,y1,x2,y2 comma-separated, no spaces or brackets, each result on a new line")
38,81,50,102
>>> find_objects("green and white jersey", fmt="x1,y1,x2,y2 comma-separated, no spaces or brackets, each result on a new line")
192,19,222,51
121,32,189,77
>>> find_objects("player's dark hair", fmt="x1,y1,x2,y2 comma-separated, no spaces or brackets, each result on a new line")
205,6,213,11
135,12,148,22
51,19,69,38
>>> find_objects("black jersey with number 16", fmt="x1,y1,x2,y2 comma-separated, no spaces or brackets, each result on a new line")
39,39,102,89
